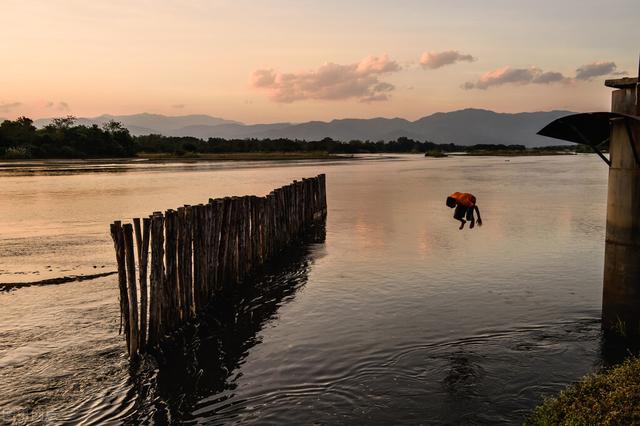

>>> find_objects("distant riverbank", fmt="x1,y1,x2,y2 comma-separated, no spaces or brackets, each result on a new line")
426,149,590,158
1,116,596,161
139,151,353,161
465,149,579,157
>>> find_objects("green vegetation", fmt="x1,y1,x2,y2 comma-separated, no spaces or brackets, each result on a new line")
0,116,595,160
424,149,448,158
527,357,640,425
0,116,135,158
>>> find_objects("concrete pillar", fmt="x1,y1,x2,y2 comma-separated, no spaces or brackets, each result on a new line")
602,77,640,337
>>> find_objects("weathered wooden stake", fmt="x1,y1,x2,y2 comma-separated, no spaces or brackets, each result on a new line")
122,224,140,357
110,221,130,354
133,217,150,349
148,213,164,347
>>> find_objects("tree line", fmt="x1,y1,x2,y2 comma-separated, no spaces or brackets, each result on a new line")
0,116,135,158
0,116,581,159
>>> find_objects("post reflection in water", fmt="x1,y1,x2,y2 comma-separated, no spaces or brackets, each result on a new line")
128,227,326,424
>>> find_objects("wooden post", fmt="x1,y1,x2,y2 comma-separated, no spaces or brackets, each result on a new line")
148,213,164,346
228,197,240,285
122,224,140,357
212,199,224,292
234,198,242,284
202,203,210,298
133,217,150,351
177,207,187,321
294,181,302,235
206,202,215,297
110,221,130,354
192,204,204,312
268,192,276,258
164,210,179,331
319,173,327,217
112,175,328,357
240,196,250,282
250,196,259,269
217,198,230,288
192,205,200,311
184,206,194,318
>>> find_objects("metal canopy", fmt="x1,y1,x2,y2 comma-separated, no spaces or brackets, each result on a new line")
537,112,640,167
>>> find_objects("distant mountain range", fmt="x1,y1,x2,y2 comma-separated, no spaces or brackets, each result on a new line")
33,113,240,138
31,109,576,147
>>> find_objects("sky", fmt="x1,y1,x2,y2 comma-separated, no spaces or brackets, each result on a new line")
0,0,638,123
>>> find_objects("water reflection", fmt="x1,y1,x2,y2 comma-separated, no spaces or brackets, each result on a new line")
0,155,625,424
128,231,326,424
442,349,484,395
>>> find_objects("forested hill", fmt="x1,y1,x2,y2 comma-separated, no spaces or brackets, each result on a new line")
30,109,575,147
1,116,583,159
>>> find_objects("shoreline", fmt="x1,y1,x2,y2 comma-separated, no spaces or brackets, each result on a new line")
137,151,355,161
0,152,357,164
464,151,579,157
0,150,593,164
527,357,640,424
0,271,117,292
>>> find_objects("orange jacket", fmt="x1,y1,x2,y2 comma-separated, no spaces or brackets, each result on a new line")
449,192,476,208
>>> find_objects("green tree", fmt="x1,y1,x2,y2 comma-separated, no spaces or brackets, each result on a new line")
0,116,36,148
102,120,126,134
47,115,76,131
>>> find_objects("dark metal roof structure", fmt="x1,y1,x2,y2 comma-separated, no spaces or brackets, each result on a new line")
537,112,640,167
605,77,639,89
538,112,638,146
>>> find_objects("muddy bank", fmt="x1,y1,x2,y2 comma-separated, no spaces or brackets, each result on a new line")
0,271,117,292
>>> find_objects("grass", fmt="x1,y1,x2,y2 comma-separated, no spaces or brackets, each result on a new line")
424,149,448,158
526,357,640,425
137,151,352,161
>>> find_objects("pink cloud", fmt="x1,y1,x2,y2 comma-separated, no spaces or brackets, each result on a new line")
463,66,569,90
251,55,401,103
0,102,22,113
420,50,476,69
251,69,277,88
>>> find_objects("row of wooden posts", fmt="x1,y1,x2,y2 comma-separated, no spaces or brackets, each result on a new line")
110,174,327,359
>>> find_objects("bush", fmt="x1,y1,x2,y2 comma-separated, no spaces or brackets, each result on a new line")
3,146,31,159
527,357,640,425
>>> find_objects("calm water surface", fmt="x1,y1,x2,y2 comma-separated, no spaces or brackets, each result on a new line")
0,155,610,424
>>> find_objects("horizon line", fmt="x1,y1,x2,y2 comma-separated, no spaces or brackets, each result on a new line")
2,107,581,126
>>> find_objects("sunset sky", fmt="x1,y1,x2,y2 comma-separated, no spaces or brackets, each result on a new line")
1,0,638,123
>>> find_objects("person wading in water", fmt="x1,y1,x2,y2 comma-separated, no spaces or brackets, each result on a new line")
446,192,482,230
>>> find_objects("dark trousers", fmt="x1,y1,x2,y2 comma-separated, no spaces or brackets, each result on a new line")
454,205,474,221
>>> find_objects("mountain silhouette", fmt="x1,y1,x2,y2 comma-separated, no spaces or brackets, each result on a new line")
31,109,575,147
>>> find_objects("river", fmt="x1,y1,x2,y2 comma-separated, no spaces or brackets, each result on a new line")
0,154,611,424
